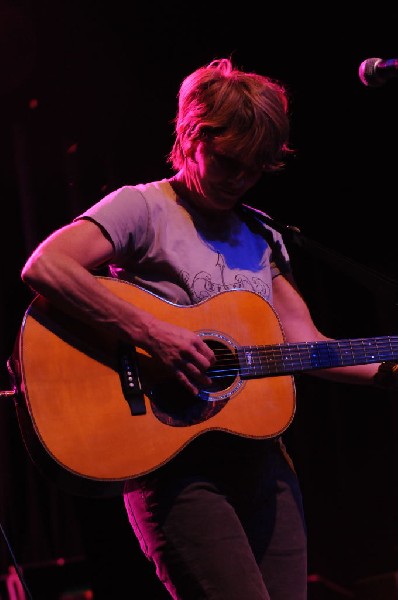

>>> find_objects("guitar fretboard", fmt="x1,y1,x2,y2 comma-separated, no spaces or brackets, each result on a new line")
237,336,398,378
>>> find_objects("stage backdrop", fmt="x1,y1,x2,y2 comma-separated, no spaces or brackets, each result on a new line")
0,2,397,596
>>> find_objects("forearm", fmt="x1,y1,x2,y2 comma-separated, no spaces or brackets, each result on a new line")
21,251,157,350
273,275,396,390
310,362,380,385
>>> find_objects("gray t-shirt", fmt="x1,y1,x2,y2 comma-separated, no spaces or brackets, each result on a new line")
76,179,291,307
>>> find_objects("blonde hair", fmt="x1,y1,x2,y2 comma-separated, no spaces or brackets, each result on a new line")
168,58,292,173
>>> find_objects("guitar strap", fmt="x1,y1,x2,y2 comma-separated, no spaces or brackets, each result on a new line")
238,203,298,279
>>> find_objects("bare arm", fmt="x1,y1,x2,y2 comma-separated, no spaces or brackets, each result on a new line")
21,219,215,394
272,274,380,385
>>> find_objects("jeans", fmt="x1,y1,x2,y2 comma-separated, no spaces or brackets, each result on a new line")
124,433,307,599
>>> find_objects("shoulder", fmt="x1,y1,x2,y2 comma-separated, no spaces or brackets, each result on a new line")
239,203,292,276
77,179,176,219
239,203,286,248
98,179,174,206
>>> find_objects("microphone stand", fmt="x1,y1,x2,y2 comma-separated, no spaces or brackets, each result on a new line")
286,226,398,304
241,204,398,306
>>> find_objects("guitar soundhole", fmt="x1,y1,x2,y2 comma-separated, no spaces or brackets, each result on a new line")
150,339,238,427
203,339,237,394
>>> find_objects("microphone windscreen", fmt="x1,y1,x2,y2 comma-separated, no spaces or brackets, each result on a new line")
358,57,383,87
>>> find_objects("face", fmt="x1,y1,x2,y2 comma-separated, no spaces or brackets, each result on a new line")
184,140,264,213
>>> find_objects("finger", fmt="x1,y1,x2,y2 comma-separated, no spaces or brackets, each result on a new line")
175,369,199,396
193,338,216,364
183,361,213,388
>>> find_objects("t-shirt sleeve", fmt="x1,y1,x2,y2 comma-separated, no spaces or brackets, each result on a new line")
74,186,150,258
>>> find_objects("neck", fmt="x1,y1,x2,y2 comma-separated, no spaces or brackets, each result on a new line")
169,172,237,218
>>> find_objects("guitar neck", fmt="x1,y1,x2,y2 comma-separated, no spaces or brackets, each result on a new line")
238,336,398,378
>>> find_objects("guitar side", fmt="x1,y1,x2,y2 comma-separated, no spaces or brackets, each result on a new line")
12,278,296,496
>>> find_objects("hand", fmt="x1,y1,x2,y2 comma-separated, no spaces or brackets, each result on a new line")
373,361,398,391
146,319,216,396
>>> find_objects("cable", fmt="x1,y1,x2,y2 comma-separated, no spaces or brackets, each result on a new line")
0,520,34,600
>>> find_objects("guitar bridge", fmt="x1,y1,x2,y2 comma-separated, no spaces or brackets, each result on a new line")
118,344,146,415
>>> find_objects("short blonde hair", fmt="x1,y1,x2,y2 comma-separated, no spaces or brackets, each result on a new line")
168,58,292,173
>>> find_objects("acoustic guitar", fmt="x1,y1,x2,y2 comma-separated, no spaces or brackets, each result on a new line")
8,277,398,496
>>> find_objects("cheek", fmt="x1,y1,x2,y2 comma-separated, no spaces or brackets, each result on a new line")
193,142,219,178
194,151,217,179
197,156,209,177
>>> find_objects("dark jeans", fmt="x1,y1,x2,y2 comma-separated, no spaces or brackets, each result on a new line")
124,433,307,599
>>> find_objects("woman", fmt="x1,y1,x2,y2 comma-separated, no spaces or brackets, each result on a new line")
21,58,395,599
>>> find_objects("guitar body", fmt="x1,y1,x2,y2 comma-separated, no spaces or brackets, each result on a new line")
11,278,295,496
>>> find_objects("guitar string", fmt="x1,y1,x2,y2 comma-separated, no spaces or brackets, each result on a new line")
206,338,398,379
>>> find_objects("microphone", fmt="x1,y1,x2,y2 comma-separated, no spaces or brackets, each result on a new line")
359,57,398,87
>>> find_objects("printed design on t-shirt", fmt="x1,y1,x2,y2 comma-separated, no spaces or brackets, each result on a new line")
180,253,270,303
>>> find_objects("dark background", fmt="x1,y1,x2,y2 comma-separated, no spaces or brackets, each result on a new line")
0,1,397,598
